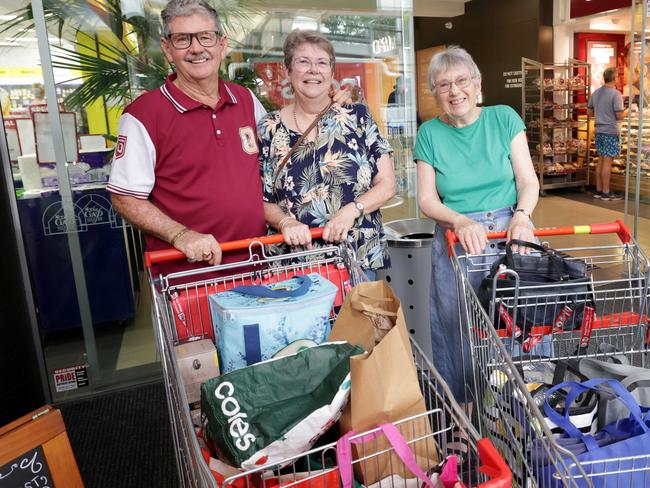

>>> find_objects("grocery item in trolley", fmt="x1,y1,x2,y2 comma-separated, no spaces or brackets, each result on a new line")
174,339,220,411
209,273,338,373
531,378,650,487
329,280,438,485
477,239,594,351
200,341,362,470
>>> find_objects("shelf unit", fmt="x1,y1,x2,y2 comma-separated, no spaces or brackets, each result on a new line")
521,58,591,195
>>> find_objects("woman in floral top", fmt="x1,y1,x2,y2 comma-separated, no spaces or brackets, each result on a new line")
258,30,396,277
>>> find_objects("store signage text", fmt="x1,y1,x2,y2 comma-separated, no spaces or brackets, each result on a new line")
53,364,88,392
503,70,522,89
373,35,396,55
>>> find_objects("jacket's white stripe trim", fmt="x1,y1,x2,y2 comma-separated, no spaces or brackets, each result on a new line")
160,84,187,113
107,184,149,199
224,84,237,104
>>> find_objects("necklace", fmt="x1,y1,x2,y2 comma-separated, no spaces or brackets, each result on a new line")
292,101,330,136
292,106,310,134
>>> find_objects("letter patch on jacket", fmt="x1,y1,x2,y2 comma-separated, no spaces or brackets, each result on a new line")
239,126,258,155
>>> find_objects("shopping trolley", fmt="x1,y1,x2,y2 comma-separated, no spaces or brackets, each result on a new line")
145,229,511,488
446,220,650,487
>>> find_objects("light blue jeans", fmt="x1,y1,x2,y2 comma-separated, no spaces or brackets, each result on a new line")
428,206,552,403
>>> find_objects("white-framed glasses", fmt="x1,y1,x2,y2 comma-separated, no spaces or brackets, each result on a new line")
434,75,475,94
167,30,221,49
292,57,332,73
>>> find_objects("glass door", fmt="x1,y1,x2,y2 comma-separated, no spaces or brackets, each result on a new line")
1,0,160,402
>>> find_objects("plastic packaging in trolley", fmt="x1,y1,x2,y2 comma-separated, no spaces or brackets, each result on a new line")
200,341,363,469
174,339,220,412
209,273,338,373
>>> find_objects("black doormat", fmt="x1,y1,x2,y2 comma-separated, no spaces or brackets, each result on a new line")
59,381,179,488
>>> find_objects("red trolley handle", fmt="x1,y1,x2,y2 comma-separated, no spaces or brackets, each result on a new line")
446,220,631,255
476,438,512,487
144,227,324,268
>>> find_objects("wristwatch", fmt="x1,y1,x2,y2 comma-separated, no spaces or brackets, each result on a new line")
515,208,532,219
353,200,365,218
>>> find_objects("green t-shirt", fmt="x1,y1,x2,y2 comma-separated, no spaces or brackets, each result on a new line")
413,105,526,214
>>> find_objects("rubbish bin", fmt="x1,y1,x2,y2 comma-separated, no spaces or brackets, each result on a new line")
377,218,435,362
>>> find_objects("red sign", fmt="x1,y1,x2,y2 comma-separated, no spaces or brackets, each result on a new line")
571,0,631,18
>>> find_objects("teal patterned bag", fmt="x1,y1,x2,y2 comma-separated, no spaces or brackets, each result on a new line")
209,273,338,373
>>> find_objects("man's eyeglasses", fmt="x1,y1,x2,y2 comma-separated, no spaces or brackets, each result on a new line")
292,57,332,73
434,76,475,94
167,31,221,49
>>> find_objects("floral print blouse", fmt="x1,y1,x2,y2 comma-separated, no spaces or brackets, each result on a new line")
258,103,392,270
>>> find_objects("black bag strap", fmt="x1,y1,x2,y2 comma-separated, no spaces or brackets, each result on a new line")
505,239,567,278
505,239,556,258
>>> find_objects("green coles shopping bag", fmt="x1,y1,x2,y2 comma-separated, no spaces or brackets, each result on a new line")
201,341,363,470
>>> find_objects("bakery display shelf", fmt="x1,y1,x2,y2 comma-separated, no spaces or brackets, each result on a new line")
522,57,591,195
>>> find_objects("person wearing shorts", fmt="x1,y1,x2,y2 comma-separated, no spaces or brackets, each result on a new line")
588,67,626,201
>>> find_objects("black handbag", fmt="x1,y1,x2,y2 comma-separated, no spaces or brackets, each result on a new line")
477,239,595,346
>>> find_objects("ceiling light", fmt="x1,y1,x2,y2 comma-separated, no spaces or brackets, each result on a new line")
0,15,18,21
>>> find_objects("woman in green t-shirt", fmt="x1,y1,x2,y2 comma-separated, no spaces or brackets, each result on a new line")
413,46,544,408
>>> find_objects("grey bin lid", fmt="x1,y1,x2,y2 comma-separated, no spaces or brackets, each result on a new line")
383,218,436,248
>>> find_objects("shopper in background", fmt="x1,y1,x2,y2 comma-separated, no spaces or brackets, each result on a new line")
414,46,542,405
258,30,396,280
31,83,46,105
588,67,625,201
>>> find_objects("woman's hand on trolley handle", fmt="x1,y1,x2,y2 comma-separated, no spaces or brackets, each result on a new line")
323,203,357,243
452,214,488,256
506,209,535,254
172,228,222,266
281,218,313,249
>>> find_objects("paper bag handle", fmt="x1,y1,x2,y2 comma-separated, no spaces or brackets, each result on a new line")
337,423,434,488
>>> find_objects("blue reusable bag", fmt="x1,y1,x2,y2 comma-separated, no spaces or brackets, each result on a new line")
209,273,338,373
533,378,650,487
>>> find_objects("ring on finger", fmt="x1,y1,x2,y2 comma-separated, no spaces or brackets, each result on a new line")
202,251,212,258
187,257,196,263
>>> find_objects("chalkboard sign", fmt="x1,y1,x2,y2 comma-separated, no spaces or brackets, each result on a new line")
0,446,54,488
0,406,82,488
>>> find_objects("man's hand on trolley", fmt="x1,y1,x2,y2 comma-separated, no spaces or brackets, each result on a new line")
173,229,222,266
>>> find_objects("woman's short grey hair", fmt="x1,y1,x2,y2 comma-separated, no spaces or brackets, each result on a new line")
161,0,223,38
427,45,481,94
283,30,336,70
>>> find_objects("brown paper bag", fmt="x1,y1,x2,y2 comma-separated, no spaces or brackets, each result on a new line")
329,281,439,485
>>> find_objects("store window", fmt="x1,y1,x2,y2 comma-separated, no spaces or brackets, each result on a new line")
0,0,416,401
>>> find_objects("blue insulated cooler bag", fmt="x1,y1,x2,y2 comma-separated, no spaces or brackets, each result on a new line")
209,273,338,373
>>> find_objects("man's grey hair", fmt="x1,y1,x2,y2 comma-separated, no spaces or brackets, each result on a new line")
161,0,223,38
427,45,482,94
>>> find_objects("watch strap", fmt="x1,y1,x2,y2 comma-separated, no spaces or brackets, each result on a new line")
515,208,531,219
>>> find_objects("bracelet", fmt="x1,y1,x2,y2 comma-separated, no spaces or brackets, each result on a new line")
170,227,190,247
278,215,294,231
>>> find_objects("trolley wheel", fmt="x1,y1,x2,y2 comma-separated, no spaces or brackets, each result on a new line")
540,190,547,197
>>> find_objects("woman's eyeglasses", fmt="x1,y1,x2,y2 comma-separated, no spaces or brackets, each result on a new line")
167,31,221,49
434,76,475,94
292,57,332,73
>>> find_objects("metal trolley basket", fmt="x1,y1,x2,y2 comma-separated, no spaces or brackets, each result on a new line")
145,230,511,488
447,221,650,487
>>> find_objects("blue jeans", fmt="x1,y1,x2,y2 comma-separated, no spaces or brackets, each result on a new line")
428,206,552,403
